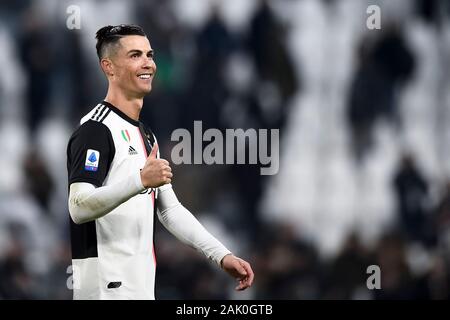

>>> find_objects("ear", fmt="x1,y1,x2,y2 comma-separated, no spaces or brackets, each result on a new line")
100,58,114,77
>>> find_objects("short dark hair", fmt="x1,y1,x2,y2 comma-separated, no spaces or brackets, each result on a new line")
95,24,146,60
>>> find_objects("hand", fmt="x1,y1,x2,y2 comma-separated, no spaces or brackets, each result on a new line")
221,254,254,291
140,143,173,188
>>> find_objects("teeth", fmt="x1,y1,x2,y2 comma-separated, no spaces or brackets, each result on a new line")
138,74,151,79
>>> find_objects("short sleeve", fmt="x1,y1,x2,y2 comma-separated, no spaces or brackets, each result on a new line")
67,120,115,187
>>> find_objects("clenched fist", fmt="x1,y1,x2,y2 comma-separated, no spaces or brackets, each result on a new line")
140,143,173,188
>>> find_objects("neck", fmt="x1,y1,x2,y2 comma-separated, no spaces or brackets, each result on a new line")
104,87,143,121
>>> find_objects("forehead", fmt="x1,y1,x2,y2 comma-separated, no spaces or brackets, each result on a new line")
118,35,151,52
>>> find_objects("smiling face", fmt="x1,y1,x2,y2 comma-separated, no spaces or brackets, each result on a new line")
101,35,156,99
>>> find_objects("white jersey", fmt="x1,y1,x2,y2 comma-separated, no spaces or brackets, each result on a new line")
67,101,158,299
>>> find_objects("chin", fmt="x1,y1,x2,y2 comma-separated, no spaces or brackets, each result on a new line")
138,86,152,96
144,86,152,94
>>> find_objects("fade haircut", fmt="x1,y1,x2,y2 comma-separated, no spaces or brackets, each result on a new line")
95,24,146,60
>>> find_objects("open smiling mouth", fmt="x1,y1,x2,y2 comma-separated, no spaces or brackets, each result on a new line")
137,73,153,80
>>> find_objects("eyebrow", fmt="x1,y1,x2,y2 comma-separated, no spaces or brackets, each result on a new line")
127,49,153,55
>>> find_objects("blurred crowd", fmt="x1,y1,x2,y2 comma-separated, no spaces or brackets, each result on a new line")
1,0,450,299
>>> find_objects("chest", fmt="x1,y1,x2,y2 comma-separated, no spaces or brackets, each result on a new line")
113,127,150,170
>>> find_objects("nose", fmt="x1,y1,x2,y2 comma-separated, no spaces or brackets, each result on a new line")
142,58,156,72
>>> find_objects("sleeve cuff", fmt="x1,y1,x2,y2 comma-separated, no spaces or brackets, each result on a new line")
214,249,233,268
132,170,146,193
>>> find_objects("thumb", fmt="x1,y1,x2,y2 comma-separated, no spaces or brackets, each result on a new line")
149,143,158,159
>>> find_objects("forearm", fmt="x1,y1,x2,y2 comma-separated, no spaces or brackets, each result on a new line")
157,185,231,267
68,171,145,224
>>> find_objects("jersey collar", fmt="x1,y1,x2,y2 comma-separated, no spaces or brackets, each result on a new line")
102,100,140,127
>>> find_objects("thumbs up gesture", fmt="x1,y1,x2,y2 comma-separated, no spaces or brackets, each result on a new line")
140,143,173,188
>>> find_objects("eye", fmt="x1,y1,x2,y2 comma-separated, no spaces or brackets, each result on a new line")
131,53,139,59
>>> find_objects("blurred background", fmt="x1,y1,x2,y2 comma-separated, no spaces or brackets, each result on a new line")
0,0,450,299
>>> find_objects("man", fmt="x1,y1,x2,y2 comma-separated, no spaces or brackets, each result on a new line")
66,24,254,300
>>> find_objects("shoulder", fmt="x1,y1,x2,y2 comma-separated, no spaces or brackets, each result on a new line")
80,103,112,125
67,120,115,156
70,120,112,141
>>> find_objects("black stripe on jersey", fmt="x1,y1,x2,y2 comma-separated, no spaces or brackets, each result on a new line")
94,105,107,121
140,123,156,147
137,123,159,223
90,104,102,120
70,219,98,259
99,108,111,123
138,123,153,155
107,282,122,289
